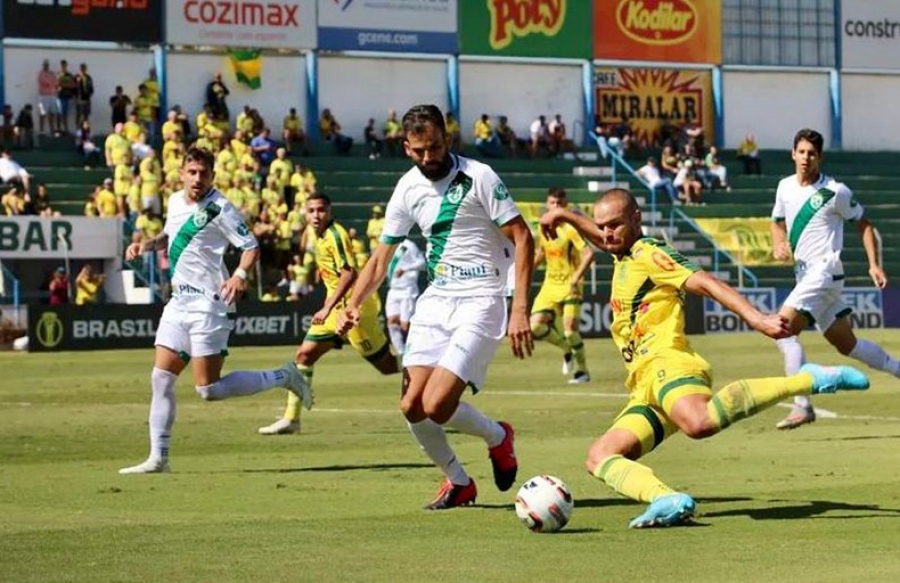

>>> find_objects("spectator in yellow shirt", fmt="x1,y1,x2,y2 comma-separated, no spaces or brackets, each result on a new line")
366,204,385,252
104,123,131,168
347,227,369,268
113,162,133,198
75,264,105,305
161,110,183,144
474,113,502,158
383,109,403,156
123,111,143,143
236,105,255,136
84,190,99,217
2,186,25,216
134,84,156,139
96,179,119,217
139,150,162,214
283,107,306,154
269,147,293,196
230,130,250,161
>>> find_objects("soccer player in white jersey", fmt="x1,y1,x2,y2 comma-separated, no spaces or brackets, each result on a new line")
385,238,425,353
771,128,900,430
337,104,535,509
118,147,312,474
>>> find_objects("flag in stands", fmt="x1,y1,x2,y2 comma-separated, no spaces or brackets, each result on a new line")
229,50,262,89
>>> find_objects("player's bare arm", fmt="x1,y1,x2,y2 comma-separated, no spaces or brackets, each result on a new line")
313,264,357,325
540,208,603,247
858,217,888,289
501,215,535,359
684,270,791,339
770,219,791,261
220,246,259,304
533,247,545,268
336,241,398,333
125,232,169,261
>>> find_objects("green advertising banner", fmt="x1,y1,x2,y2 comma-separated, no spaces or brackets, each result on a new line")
459,0,592,58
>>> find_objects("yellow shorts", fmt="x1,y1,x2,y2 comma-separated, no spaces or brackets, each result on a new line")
532,283,581,321
304,295,388,358
611,349,713,457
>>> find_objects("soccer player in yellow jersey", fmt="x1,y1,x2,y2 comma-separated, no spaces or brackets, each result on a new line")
258,193,399,435
531,187,594,383
540,189,869,528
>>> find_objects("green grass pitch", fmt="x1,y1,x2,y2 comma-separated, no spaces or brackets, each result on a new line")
3,331,900,582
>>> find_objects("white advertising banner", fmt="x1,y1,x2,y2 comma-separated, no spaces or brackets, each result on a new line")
317,0,457,53
841,0,900,70
166,0,317,49
0,217,122,259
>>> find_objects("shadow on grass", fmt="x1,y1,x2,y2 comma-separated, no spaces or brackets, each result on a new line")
702,499,900,520
240,462,434,474
811,434,900,442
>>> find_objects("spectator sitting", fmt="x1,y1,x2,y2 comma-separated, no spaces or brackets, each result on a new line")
704,146,731,191
474,114,502,158
75,264,105,306
236,105,255,137
660,145,680,178
673,160,703,205
26,183,56,217
495,115,520,157
84,188,99,217
682,113,704,152
287,254,311,300
636,157,679,205
548,114,574,155
613,114,634,153
76,120,101,169
347,227,369,269
591,120,623,157
0,150,32,193
445,111,462,151
383,109,404,156
131,133,153,163
319,108,353,155
737,133,762,175
2,185,26,216
261,283,282,303
364,118,384,160
659,113,677,148
529,115,549,157
14,104,35,149
283,107,307,155
171,105,191,141
48,267,69,306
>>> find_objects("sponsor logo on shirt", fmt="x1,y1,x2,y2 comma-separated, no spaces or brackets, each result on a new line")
432,262,498,286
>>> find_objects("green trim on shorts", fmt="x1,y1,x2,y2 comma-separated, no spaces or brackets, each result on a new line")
531,308,557,319
798,309,817,327
363,340,391,363
304,333,344,348
220,349,229,358
561,298,583,306
467,381,480,395
622,405,664,450
833,275,845,282
657,375,710,407
835,307,852,320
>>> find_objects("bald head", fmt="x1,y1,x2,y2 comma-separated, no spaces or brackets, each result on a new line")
597,188,639,214
592,188,643,256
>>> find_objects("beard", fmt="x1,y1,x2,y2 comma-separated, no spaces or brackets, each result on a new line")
416,154,453,181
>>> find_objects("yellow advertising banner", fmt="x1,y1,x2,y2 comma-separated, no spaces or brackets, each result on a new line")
693,218,792,266
595,66,714,148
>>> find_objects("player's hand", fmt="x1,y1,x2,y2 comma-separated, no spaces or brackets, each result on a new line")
312,306,333,326
773,241,792,262
539,209,564,240
507,310,534,359
869,265,888,289
220,276,246,304
336,306,360,334
125,242,143,262
752,313,791,339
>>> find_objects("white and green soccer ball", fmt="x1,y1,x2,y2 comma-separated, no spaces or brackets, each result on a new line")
514,475,574,533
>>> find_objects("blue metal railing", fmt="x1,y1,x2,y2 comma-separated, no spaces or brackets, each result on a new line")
589,134,759,287
0,261,22,326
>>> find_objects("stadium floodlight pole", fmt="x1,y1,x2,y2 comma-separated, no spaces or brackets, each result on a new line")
59,231,72,303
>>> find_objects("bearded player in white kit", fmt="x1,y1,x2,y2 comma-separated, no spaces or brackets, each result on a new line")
338,104,535,509
385,238,426,354
119,147,312,474
772,129,900,430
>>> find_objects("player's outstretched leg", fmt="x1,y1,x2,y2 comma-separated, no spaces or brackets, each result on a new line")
195,362,312,404
259,365,314,435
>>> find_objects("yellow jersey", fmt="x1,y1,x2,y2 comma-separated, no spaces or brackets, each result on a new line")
114,163,133,197
96,188,118,217
610,238,700,390
161,120,182,142
315,221,357,296
538,222,588,286
123,120,142,142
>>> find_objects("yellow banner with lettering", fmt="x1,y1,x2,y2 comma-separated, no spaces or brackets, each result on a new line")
693,218,790,266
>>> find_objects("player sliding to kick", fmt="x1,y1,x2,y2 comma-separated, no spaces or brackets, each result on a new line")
257,193,399,435
531,187,594,383
771,128,900,430
540,188,869,528
119,147,311,474
337,104,534,510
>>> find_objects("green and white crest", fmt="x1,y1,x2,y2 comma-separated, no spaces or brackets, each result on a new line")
447,184,465,204
493,183,510,201
193,209,209,228
810,193,824,210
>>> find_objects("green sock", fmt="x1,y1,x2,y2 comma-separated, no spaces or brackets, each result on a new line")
565,331,587,374
532,318,569,353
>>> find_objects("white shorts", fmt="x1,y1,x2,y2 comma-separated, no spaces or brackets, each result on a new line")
38,96,58,116
155,303,233,360
403,294,507,392
386,290,416,322
783,267,850,332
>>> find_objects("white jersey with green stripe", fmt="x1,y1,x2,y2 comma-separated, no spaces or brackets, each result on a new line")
387,238,425,297
380,154,519,297
165,188,258,315
771,173,863,275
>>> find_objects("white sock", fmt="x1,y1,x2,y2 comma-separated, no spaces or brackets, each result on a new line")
196,369,287,401
407,418,469,486
849,339,900,377
388,324,406,354
149,367,177,461
777,336,810,409
446,402,505,447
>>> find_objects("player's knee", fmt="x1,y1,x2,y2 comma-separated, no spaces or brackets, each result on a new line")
295,348,314,367
680,416,718,440
387,316,400,326
531,321,549,339
400,393,423,420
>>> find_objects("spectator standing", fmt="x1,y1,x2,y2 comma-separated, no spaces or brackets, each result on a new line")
56,60,77,135
737,133,762,175
109,86,132,128
1,105,13,143
37,59,58,135
143,68,161,125
75,264,105,306
74,63,94,126
205,73,230,121
250,127,276,174
48,267,69,306
365,204,385,252
14,105,35,149
134,84,157,140
104,123,131,168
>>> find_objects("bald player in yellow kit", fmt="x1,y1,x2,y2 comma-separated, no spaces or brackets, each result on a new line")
258,193,399,435
540,188,869,528
530,187,594,383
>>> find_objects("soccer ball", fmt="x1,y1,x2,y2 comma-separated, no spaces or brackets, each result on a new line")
514,475,574,533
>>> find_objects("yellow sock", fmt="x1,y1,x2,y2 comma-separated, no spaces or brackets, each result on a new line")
707,373,813,430
532,318,569,352
593,454,675,503
283,364,314,421
564,331,587,374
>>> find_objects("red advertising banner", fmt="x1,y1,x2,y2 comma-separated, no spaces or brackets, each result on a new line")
593,0,722,64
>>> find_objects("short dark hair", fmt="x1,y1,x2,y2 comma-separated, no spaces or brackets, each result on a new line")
183,146,215,170
402,104,446,137
307,192,332,207
793,128,824,154
547,186,567,199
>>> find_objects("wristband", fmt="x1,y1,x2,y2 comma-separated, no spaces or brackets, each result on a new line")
233,268,248,280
